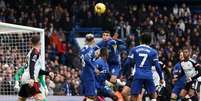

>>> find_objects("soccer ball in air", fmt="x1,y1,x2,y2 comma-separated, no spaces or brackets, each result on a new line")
95,3,106,14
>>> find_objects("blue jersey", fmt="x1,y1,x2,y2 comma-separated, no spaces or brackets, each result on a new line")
95,38,113,49
95,57,110,88
128,44,163,80
172,62,186,96
80,45,96,81
107,40,120,65
172,62,183,79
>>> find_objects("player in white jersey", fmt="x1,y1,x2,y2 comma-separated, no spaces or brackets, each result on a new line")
17,36,51,101
179,48,201,101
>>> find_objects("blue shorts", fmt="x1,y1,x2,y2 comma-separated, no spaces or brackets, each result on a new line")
131,79,156,95
110,65,120,76
172,76,186,96
98,85,113,97
80,81,97,96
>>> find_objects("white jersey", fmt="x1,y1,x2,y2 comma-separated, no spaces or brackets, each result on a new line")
180,59,197,80
21,48,42,84
152,66,165,86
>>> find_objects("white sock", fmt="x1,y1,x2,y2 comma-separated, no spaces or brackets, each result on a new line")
151,99,157,101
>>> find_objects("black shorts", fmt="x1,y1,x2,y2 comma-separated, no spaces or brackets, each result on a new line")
184,81,194,91
194,81,201,92
125,76,133,87
18,83,41,98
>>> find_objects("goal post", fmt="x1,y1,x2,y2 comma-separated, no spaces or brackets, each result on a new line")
0,22,45,101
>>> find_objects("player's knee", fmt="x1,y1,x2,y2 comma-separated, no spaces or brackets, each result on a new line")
17,97,26,101
179,89,187,98
188,89,195,97
85,96,95,101
149,92,157,99
121,86,129,96
86,96,95,100
170,93,177,101
34,93,44,101
131,95,138,101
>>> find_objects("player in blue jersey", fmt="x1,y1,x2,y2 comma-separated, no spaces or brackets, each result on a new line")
125,34,164,101
94,31,112,50
107,40,121,80
170,51,186,101
80,34,98,101
95,47,118,101
95,31,121,84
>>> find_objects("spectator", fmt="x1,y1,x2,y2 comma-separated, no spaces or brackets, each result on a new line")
46,76,56,95
62,78,75,96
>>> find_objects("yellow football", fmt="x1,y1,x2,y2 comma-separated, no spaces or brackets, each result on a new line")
95,3,106,14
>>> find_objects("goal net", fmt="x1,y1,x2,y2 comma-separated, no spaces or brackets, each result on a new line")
0,22,45,101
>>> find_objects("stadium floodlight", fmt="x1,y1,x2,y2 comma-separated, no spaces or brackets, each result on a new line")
0,22,45,101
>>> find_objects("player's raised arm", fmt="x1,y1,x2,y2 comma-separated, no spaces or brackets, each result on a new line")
14,65,26,92
15,66,26,81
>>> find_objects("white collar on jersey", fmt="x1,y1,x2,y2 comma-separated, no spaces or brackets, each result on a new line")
139,44,150,48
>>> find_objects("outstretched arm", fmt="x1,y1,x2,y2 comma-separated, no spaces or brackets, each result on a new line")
14,66,25,81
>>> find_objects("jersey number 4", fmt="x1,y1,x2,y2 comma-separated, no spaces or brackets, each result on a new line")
139,53,148,67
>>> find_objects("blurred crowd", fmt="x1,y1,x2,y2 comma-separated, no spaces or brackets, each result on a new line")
0,0,200,96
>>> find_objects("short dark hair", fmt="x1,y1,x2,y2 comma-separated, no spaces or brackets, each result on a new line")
103,30,110,35
141,34,151,44
31,36,40,46
100,47,108,57
182,47,189,51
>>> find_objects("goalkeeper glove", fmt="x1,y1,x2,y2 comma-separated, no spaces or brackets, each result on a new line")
14,81,20,92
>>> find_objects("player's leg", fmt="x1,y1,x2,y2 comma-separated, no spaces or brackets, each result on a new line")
17,97,26,101
171,76,186,101
139,89,145,101
99,85,118,101
39,85,47,101
81,81,97,101
171,84,183,101
34,93,44,101
188,88,198,101
144,79,157,101
121,86,131,101
180,82,193,100
170,93,178,101
17,84,30,101
31,82,44,101
179,89,188,100
110,65,120,84
130,79,143,101
195,81,201,101
121,76,132,101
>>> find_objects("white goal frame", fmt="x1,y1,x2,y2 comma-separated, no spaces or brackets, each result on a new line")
0,22,45,70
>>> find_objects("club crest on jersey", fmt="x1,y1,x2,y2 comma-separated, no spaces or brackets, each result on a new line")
32,55,38,62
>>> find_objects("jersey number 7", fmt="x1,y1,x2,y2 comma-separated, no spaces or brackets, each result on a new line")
139,53,148,67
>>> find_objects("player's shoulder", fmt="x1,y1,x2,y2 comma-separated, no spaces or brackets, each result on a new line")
107,39,116,45
81,45,91,53
174,62,181,68
95,57,104,65
95,57,102,62
189,58,196,64
32,48,40,55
